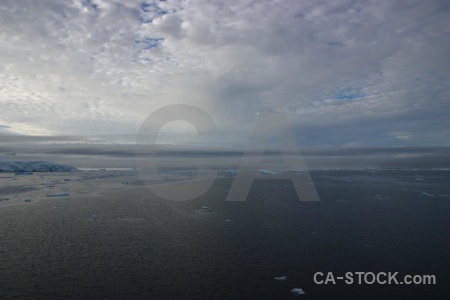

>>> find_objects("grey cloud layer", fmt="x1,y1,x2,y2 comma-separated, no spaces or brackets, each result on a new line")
1,141,447,170
0,0,449,147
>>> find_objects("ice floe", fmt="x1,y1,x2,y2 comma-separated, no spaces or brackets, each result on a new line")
420,192,433,197
290,288,305,296
274,276,287,281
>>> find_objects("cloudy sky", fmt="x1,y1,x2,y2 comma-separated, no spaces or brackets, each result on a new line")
0,0,449,154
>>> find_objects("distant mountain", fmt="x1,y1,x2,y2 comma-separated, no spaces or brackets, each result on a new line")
0,161,78,172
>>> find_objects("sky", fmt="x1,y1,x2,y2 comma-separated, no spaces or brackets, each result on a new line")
0,0,449,159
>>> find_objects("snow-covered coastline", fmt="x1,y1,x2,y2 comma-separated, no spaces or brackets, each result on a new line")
0,160,78,172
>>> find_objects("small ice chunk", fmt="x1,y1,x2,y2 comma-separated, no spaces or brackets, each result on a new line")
46,193,70,197
274,276,287,281
258,169,277,174
92,214,99,219
337,199,351,202
420,192,433,197
224,169,239,175
192,206,212,213
15,172,33,175
290,288,305,295
64,178,82,181
225,219,231,222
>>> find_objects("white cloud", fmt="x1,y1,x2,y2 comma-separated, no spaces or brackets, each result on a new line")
0,0,448,148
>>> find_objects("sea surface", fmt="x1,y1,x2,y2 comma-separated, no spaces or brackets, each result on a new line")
1,170,449,299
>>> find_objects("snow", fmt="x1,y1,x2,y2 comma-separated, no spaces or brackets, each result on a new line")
0,160,78,172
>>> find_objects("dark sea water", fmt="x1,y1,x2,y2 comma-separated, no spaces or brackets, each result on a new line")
1,170,449,299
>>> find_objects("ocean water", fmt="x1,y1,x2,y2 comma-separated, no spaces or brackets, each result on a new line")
1,170,449,299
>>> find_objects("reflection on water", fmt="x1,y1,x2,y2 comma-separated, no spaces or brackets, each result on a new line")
0,170,449,299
